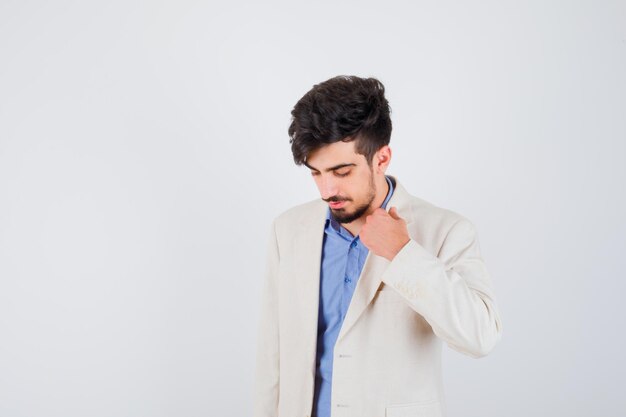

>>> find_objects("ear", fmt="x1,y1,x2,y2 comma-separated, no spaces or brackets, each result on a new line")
375,145,392,173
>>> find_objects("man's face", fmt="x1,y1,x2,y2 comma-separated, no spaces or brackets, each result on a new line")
305,140,378,224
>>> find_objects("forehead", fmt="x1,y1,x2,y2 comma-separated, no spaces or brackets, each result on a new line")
306,141,365,169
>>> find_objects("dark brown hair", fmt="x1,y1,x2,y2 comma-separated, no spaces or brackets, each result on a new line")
288,75,392,166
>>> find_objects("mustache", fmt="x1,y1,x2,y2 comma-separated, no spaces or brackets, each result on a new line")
324,196,351,203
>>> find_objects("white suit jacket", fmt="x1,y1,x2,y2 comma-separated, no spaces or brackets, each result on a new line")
253,175,502,417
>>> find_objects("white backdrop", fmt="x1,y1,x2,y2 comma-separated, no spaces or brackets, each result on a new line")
1,1,625,416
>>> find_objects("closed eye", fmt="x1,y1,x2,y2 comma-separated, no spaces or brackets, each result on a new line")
309,168,352,177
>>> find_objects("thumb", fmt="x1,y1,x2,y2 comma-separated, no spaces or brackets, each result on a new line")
388,206,402,220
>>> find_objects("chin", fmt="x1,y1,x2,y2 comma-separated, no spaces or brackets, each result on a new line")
333,211,360,224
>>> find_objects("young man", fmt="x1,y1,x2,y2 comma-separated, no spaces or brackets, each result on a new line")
254,76,502,417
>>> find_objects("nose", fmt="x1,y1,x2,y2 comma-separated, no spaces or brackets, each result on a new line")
318,175,339,201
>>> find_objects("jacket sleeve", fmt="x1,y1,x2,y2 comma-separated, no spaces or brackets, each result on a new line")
380,218,503,358
253,220,280,417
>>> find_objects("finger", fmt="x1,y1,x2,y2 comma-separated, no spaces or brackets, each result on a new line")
388,206,402,220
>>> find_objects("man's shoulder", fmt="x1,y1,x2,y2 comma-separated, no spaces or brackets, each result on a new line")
399,185,471,229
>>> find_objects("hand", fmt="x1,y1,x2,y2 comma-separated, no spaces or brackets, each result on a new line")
360,206,411,261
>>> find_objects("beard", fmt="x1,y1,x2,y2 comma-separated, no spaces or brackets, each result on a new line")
328,169,377,224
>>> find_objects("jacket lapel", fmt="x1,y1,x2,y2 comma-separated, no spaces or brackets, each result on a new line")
294,201,327,378
337,176,415,342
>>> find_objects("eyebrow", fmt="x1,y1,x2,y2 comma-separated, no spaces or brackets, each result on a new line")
304,162,357,172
